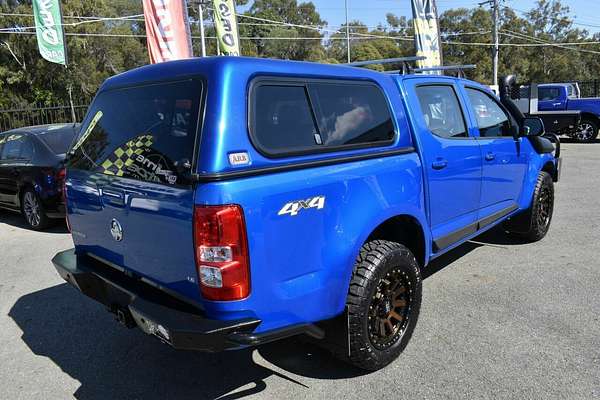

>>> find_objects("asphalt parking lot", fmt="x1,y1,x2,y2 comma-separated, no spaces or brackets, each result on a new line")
0,142,599,400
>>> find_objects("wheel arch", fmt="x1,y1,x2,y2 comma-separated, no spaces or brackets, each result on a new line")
542,160,558,182
365,214,428,268
579,111,600,124
16,181,36,209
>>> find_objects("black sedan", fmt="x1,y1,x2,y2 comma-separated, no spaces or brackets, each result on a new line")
0,124,79,230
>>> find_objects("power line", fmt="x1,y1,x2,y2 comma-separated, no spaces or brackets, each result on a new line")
500,30,600,55
0,14,144,32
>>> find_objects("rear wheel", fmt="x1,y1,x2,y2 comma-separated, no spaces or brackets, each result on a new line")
21,189,50,230
342,240,421,371
505,171,554,242
572,118,599,142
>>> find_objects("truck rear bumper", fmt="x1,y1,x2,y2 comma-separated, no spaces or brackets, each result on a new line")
51,249,261,352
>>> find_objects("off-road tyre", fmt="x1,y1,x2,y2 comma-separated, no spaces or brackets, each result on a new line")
342,240,422,371
505,171,554,242
21,188,51,230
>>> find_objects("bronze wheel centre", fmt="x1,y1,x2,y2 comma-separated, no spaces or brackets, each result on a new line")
368,268,411,350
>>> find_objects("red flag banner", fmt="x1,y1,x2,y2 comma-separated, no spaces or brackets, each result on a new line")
143,0,193,63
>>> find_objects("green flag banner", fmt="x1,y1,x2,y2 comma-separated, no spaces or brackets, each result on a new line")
213,0,241,56
32,0,67,65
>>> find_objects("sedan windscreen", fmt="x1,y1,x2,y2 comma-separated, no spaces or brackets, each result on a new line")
38,125,78,154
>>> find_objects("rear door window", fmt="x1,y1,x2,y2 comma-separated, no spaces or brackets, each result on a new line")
250,79,395,156
68,80,202,186
415,85,468,139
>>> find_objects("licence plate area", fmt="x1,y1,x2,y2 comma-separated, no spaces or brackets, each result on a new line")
52,249,261,352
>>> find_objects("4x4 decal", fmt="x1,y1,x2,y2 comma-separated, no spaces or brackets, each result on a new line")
278,196,326,217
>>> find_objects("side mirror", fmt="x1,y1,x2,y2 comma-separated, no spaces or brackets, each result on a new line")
521,117,545,137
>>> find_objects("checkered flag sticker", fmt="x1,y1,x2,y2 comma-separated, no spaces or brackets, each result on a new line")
100,135,154,177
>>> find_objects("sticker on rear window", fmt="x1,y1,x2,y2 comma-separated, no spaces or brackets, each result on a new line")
99,134,177,185
72,110,103,151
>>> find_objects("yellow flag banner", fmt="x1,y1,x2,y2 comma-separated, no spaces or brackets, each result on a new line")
213,0,241,56
411,0,442,73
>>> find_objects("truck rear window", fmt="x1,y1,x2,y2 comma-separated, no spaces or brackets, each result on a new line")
68,80,202,186
250,80,395,156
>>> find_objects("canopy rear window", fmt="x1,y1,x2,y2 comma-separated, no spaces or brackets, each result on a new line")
68,80,202,186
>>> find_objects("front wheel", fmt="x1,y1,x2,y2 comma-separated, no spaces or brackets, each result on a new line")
342,240,422,371
505,171,554,242
572,118,599,142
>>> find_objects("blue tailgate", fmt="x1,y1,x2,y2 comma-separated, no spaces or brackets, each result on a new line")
66,79,204,303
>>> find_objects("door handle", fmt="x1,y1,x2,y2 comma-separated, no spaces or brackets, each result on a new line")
432,159,448,170
485,152,496,161
552,102,562,106
99,188,125,207
100,189,123,199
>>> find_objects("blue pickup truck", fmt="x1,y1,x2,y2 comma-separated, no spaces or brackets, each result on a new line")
536,83,600,142
52,57,560,371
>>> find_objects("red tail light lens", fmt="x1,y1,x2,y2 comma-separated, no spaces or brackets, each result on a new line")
59,168,71,232
193,205,250,301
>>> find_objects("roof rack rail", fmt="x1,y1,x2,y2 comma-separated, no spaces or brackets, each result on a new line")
412,64,477,78
346,56,426,74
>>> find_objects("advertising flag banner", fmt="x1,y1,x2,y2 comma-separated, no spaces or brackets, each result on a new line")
212,0,241,56
143,0,193,63
411,0,442,73
32,0,67,65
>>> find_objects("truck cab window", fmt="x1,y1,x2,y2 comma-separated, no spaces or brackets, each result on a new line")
415,85,468,139
466,88,512,138
539,88,560,101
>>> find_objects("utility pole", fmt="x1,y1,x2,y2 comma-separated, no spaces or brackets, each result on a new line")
345,0,350,63
492,0,499,87
198,1,207,57
480,0,501,86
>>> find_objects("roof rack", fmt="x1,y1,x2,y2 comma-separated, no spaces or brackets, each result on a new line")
412,64,477,78
346,56,426,74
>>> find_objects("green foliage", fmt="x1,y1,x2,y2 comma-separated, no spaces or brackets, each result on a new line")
0,0,599,108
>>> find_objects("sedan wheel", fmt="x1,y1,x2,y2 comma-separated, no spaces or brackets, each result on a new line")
23,191,41,227
21,190,49,230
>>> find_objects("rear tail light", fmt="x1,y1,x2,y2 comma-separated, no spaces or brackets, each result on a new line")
58,168,71,232
193,205,250,301
56,167,66,181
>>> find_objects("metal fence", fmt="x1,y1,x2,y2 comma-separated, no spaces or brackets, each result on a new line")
0,103,89,132
576,80,600,98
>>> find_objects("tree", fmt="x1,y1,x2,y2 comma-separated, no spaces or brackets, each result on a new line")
241,0,326,60
0,0,147,106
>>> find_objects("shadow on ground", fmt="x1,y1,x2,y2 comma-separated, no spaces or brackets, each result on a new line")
9,283,365,400
422,226,526,279
8,226,523,399
0,209,68,234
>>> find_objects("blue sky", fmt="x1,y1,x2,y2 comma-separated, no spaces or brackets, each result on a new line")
242,1,600,33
